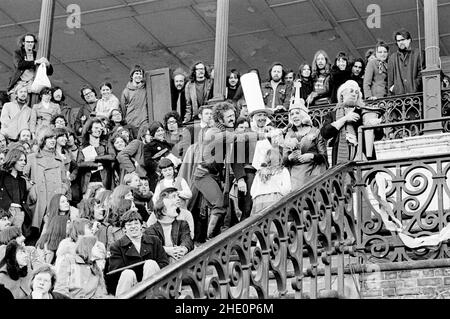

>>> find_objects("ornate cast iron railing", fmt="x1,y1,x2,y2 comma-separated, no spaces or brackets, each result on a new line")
269,92,425,140
355,153,450,263
441,88,450,132
120,163,357,299
355,117,450,263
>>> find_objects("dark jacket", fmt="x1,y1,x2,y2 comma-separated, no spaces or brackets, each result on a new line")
288,77,313,103
60,103,78,130
184,79,214,123
0,170,32,237
199,125,246,181
0,283,14,300
299,77,314,101
133,189,152,222
387,48,424,95
117,139,147,178
261,80,292,110
143,139,174,164
108,234,169,282
76,140,115,193
74,103,96,136
8,49,54,92
171,85,187,121
321,108,363,166
350,74,364,99
320,108,382,165
329,66,352,104
145,220,194,252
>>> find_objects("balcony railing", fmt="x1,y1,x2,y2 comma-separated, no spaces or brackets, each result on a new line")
355,153,450,263
119,162,357,299
354,117,450,263
269,91,450,139
122,94,450,299
441,88,450,132
270,92,424,136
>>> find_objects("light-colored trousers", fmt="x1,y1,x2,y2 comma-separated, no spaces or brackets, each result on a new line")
115,259,160,297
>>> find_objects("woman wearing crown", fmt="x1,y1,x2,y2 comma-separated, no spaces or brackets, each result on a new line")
283,80,329,191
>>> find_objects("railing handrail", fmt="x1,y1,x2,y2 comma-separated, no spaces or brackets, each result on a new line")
356,116,450,161
355,151,450,167
358,116,450,131
308,91,424,110
182,91,428,127
119,161,354,299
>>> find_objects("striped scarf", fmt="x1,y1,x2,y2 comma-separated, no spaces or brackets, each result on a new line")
335,106,358,164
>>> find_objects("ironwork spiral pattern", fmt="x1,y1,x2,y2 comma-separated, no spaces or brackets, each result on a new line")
122,164,357,299
356,155,450,262
269,93,426,139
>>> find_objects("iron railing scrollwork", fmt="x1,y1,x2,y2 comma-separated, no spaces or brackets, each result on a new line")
354,116,450,263
355,154,450,263
269,93,425,140
120,163,357,299
441,88,450,132
121,91,450,299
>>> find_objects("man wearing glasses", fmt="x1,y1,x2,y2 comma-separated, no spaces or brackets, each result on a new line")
387,29,425,95
183,61,214,123
74,85,98,136
7,33,53,99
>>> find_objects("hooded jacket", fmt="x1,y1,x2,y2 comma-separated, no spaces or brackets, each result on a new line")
120,81,149,128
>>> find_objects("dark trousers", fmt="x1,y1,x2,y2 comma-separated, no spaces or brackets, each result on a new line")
193,168,226,238
188,184,208,243
238,168,256,221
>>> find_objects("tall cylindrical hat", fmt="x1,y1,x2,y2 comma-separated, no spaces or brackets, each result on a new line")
241,72,273,117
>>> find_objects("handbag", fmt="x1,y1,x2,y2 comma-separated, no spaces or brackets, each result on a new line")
31,63,51,93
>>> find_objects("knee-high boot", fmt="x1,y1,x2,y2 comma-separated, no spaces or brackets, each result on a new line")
207,214,221,239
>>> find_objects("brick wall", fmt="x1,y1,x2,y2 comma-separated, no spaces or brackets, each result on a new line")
361,267,450,299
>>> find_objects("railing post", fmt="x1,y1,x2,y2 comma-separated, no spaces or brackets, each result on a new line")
422,0,443,134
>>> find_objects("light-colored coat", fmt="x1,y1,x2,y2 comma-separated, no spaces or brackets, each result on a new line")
54,254,108,299
24,150,70,229
0,101,31,140
363,59,388,98
29,101,61,135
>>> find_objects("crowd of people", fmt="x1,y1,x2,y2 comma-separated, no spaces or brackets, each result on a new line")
0,28,448,299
